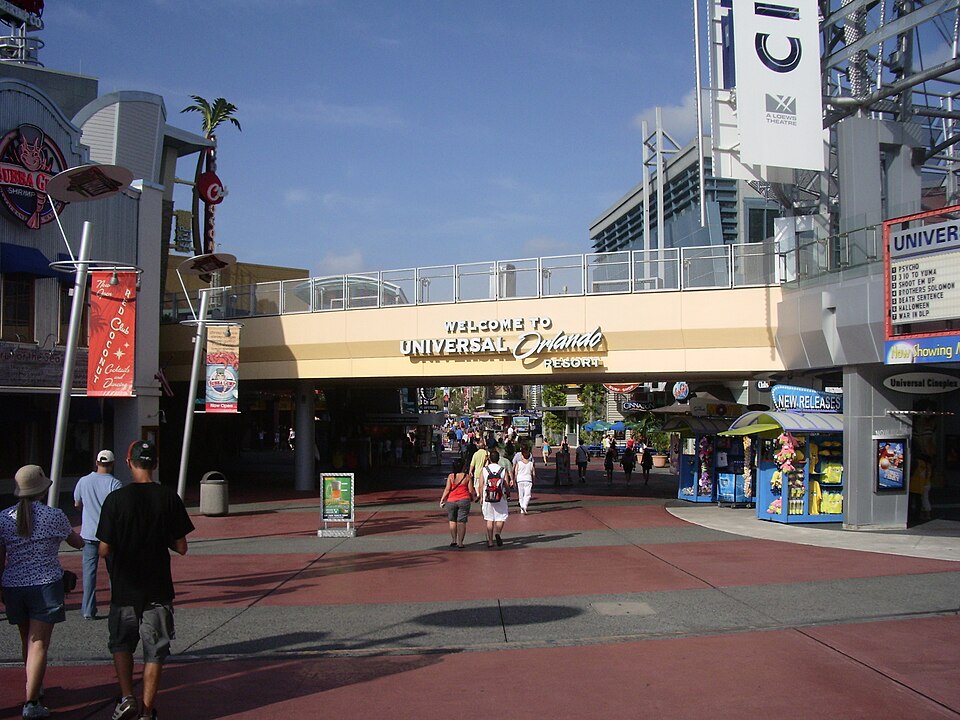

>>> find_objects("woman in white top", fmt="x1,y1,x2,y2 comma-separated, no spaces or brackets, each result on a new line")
480,450,513,547
513,446,536,514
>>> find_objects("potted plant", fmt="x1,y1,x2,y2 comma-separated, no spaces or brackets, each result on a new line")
645,430,672,468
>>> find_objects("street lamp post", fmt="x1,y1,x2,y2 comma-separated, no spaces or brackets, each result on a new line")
43,164,134,506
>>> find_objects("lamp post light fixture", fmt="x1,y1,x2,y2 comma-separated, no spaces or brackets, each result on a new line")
175,252,239,500
43,164,135,506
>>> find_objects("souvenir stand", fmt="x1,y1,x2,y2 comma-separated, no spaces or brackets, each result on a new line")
664,416,741,503
722,410,845,523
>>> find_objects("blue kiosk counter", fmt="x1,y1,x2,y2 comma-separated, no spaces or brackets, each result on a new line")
722,410,845,524
664,416,743,504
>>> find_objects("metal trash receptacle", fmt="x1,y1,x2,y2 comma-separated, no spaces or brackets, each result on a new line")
199,471,229,516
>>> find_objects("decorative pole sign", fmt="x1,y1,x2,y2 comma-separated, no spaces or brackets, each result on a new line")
87,271,137,396
205,325,239,413
318,473,356,537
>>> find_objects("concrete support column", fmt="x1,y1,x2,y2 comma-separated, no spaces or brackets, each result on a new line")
843,366,909,529
294,379,316,491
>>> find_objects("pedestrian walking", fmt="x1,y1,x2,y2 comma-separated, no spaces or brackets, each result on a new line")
1,465,84,719
555,440,571,485
640,445,654,485
469,438,490,502
513,447,536,514
481,450,513,547
576,441,589,483
288,427,296,451
73,449,122,620
604,442,618,484
541,440,551,469
97,441,194,720
620,441,637,484
440,458,476,548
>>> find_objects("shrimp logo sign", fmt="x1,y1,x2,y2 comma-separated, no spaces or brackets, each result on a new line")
0,124,67,229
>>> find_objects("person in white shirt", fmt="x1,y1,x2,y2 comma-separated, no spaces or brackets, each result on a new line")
73,449,122,620
480,450,514,546
513,447,537,514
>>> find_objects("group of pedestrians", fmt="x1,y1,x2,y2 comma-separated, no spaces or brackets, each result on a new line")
0,441,193,720
603,438,654,485
440,442,539,549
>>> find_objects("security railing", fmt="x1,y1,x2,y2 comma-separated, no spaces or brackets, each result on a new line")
161,243,782,323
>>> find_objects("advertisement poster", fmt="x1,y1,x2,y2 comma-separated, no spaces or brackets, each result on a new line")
321,473,354,522
205,325,239,413
87,270,137,396
876,438,907,492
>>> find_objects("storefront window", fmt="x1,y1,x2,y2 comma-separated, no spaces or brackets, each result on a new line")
58,281,89,347
1,273,34,342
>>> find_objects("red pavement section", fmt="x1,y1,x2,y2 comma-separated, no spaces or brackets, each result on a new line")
647,538,960,587
170,544,709,607
4,617,957,719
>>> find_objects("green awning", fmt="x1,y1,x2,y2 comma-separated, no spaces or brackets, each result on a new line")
718,423,781,437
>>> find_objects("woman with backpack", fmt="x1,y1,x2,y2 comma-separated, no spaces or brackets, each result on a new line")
440,458,477,548
481,450,513,547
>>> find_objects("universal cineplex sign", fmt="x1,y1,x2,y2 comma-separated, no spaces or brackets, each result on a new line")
400,316,604,369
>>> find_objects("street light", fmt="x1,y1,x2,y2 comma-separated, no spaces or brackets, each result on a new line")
175,252,239,500
43,164,135,506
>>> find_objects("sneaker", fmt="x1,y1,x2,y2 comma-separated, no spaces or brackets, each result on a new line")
21,701,50,718
112,696,138,720
137,711,157,720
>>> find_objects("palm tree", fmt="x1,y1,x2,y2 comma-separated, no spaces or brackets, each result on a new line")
181,96,241,256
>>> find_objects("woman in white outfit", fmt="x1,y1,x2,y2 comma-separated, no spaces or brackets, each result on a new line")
513,446,536,514
480,450,513,547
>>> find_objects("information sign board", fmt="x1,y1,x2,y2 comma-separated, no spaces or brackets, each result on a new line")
318,473,356,537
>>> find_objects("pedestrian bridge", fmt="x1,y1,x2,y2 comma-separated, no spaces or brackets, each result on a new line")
159,244,786,386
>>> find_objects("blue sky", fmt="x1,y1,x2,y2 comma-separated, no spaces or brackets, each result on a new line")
40,1,700,275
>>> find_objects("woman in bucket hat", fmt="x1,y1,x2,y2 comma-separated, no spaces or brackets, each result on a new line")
1,465,83,718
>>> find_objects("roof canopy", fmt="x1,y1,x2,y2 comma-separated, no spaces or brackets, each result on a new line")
662,417,733,436
720,411,844,436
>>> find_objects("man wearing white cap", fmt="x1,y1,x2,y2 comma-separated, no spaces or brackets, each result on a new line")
73,450,121,620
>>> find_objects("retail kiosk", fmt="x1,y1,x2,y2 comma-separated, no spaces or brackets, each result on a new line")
722,386,844,523
664,416,743,503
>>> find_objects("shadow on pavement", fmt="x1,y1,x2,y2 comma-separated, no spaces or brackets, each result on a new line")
414,604,582,628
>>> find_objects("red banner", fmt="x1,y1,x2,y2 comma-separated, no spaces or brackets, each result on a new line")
87,270,136,396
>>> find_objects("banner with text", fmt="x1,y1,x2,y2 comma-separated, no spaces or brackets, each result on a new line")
732,0,823,172
205,325,239,413
87,270,136,397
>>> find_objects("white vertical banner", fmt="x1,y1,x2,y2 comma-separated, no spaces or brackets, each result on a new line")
733,0,823,171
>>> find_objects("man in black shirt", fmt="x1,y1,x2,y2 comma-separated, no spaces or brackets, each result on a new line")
97,440,194,720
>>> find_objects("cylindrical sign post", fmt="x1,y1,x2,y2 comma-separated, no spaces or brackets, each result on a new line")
176,290,210,500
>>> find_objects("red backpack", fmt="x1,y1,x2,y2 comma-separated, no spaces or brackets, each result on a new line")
484,465,505,502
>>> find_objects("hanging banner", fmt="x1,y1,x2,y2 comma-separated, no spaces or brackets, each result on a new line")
205,325,239,413
732,0,823,172
87,270,137,397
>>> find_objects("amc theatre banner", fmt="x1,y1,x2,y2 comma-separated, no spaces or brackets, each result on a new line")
87,271,136,397
733,0,823,171
205,325,239,413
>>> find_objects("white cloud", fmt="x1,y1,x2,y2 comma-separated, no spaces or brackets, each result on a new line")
633,87,701,145
315,251,365,275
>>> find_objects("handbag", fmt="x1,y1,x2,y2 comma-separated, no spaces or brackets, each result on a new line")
61,569,78,593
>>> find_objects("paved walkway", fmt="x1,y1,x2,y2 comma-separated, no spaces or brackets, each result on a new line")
1,459,959,719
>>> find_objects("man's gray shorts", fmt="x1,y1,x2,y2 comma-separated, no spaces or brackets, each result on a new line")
108,603,175,663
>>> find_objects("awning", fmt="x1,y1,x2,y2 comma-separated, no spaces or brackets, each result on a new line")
662,416,733,435
0,243,59,277
721,411,844,436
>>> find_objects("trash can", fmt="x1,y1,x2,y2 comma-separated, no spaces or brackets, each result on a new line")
199,471,229,516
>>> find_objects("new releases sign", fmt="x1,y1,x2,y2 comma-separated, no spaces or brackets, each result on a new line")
87,271,137,397
732,0,823,171
0,124,68,229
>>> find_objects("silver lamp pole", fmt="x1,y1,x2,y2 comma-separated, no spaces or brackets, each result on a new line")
43,164,133,506
47,221,92,505
176,289,210,499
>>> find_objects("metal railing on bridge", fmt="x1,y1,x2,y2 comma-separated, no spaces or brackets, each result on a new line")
162,242,780,323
